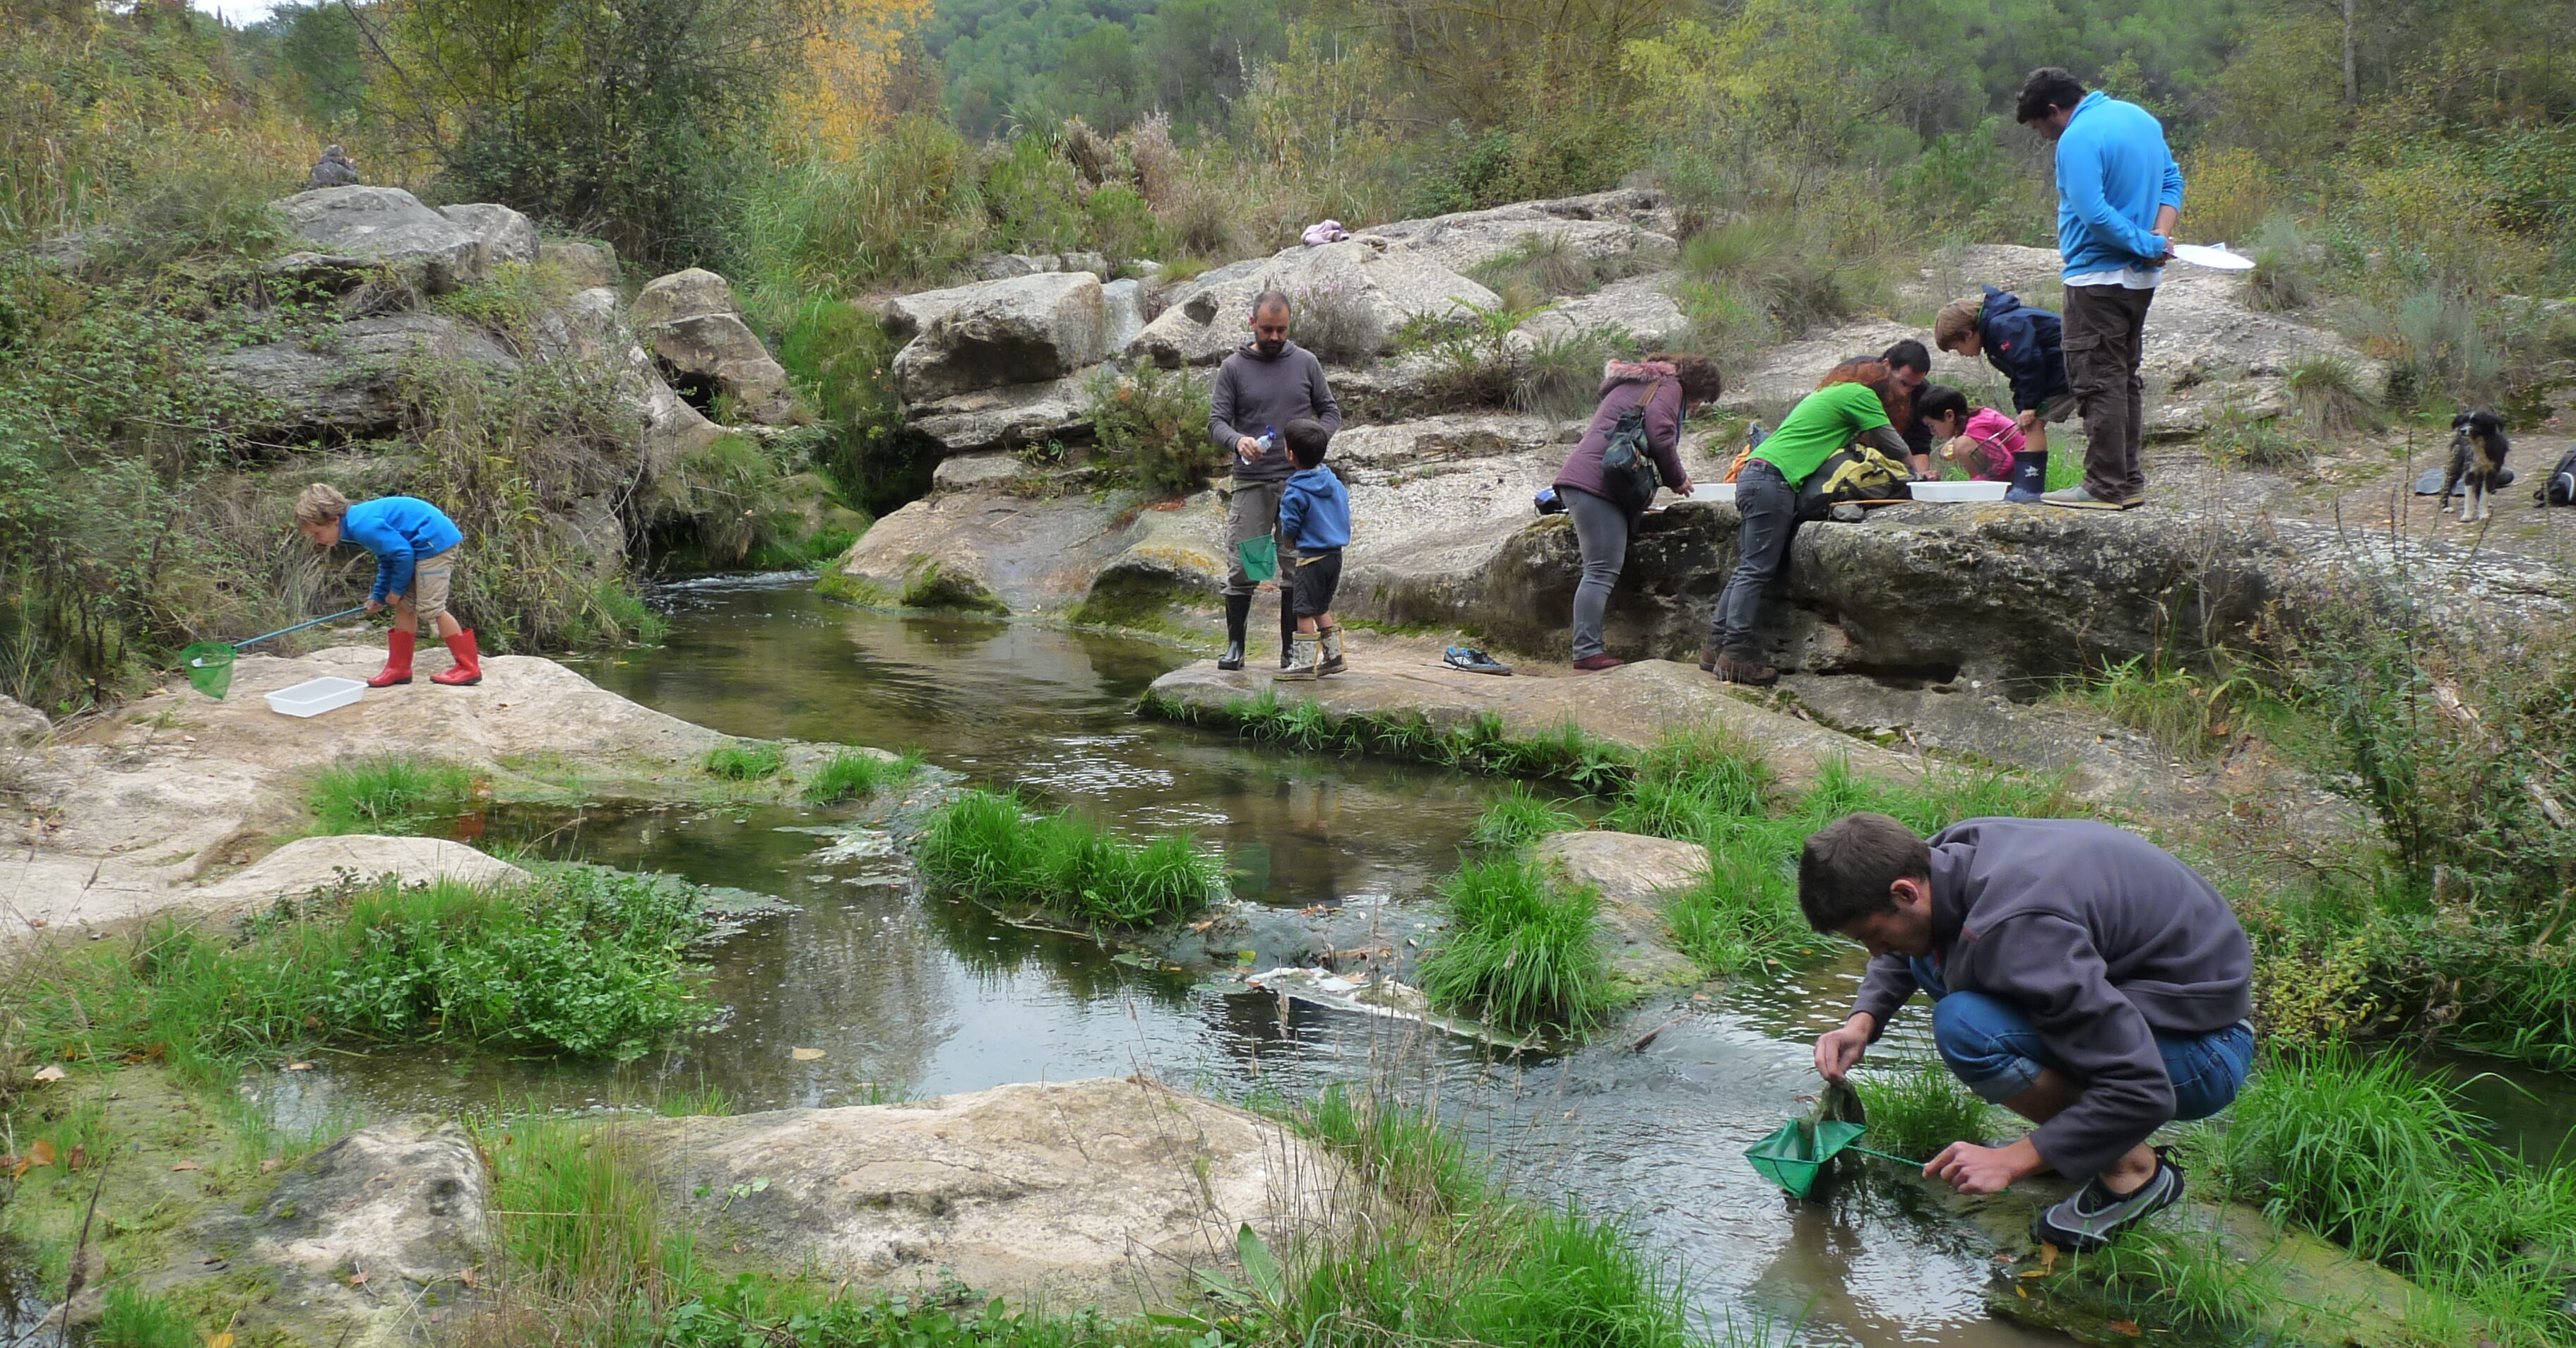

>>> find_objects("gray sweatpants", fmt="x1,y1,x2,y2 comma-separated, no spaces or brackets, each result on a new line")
1565,487,1629,660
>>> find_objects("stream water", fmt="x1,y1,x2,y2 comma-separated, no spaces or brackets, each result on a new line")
211,575,2573,1344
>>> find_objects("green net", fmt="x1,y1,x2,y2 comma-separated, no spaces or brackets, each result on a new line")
1745,1119,1868,1199
180,642,236,699
1238,535,1278,583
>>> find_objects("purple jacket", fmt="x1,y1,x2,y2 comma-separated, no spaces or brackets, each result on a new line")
1553,362,1687,514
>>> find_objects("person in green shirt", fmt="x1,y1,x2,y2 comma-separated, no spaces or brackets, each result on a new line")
1706,368,1915,685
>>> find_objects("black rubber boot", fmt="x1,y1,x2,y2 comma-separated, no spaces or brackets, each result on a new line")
1219,594,1250,671
1279,604,1299,669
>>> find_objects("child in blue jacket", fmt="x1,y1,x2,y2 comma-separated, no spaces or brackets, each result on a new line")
1274,418,1350,680
292,484,482,686
1935,287,2076,497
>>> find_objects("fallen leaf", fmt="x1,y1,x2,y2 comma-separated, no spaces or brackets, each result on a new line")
2108,1320,2141,1337
209,1334,237,1348
172,1161,203,1171
285,1061,314,1071
2017,1270,2049,1279
2016,1284,2029,1300
66,1145,87,1171
259,1158,283,1174
2037,1242,2060,1272
1691,994,1711,1002
348,1270,370,1286
32,1064,65,1082
790,1047,826,1061
29,1140,57,1167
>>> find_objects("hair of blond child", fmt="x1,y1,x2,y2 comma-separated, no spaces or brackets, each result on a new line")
294,483,352,527
1933,296,1983,353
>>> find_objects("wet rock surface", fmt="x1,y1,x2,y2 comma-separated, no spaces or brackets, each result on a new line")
622,1077,1341,1309
189,834,532,907
1535,830,1708,987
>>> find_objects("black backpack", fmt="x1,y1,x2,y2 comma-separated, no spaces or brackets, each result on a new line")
1599,380,1669,513
2540,445,2576,508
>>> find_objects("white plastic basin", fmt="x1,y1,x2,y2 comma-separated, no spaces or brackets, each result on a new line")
266,676,366,718
1908,481,2010,502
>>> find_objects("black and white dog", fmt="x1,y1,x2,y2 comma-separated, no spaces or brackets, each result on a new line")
2442,410,2512,523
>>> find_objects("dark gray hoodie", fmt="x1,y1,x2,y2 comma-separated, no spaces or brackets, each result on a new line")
1851,817,2252,1179
1209,340,1341,484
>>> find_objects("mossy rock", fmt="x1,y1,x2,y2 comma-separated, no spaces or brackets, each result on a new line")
899,559,1010,614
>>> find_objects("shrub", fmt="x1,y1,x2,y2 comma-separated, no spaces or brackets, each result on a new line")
1514,327,1639,419
917,787,1221,926
2201,405,2308,471
2285,355,2382,438
801,748,923,804
308,756,479,835
1418,856,1613,1035
19,868,716,1075
702,740,787,780
1284,277,1382,366
2070,657,2259,759
1086,363,1218,499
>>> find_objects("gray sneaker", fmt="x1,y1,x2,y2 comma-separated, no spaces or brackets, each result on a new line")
2042,486,2126,511
2032,1154,2183,1252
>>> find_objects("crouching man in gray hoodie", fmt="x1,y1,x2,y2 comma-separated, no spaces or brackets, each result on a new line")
1803,813,2254,1251
1209,291,1341,670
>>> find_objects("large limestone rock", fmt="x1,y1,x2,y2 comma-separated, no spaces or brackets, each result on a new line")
549,286,726,475
1144,659,1913,789
436,202,538,270
540,237,619,290
833,490,1120,614
623,1078,1341,1308
1102,277,1146,353
1,692,47,745
1364,188,1680,274
1514,272,1690,349
1535,830,1710,987
893,272,1110,402
191,835,528,908
272,186,488,293
1130,239,1500,368
169,1118,493,1347
209,314,519,436
910,371,1097,455
631,268,801,425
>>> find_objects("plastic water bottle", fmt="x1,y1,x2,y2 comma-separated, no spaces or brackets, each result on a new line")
1256,425,1277,454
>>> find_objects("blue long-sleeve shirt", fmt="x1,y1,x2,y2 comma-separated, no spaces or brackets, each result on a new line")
2054,90,2185,282
1276,467,1350,551
340,496,463,604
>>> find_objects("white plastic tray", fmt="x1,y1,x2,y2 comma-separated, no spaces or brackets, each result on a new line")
266,676,366,718
1907,481,2010,502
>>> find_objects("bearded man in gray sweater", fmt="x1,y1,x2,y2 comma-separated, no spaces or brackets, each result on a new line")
1209,290,1341,670
1802,813,2254,1251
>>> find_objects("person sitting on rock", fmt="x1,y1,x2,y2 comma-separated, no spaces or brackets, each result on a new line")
307,144,360,189
1209,290,1341,672
1913,384,2023,482
1704,366,1910,686
1935,286,2074,499
293,484,481,688
1274,418,1351,681
1549,354,1714,672
1803,811,2253,1252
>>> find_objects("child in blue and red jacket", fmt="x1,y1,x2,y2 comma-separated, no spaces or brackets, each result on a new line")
292,484,482,687
1274,418,1350,681
1935,286,2075,497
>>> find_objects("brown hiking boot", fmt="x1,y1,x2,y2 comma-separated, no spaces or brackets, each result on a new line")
1713,651,1777,686
1698,642,1722,673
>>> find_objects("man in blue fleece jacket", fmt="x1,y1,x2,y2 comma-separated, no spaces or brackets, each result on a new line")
1803,813,2253,1253
2016,66,2183,512
293,484,482,687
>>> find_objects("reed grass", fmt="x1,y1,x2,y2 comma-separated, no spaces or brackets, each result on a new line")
97,1285,199,1348
1466,782,1581,850
701,739,787,781
1149,688,1635,793
800,748,924,804
1417,857,1615,1035
306,754,478,835
916,787,1222,926
1850,1062,1988,1160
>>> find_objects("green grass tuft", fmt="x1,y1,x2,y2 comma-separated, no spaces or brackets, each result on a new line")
1850,1062,1988,1161
800,748,923,804
97,1286,200,1348
1466,782,1581,849
18,867,716,1078
307,755,478,835
917,787,1222,927
1418,856,1614,1036
1153,689,1637,793
701,739,787,781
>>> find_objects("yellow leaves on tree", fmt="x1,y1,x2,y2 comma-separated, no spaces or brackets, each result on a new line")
776,0,932,160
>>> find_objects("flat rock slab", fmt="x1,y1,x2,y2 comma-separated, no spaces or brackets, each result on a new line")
622,1078,1341,1311
191,834,529,908
1534,830,1711,986
1143,658,1911,789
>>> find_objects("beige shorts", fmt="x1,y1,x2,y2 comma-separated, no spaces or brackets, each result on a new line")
403,546,458,624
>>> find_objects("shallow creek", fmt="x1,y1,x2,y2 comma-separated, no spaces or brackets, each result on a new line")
235,576,2570,1345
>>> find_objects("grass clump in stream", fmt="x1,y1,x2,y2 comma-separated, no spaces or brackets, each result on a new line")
1418,856,1615,1036
19,867,715,1077
307,754,479,835
918,787,1222,927
701,739,788,780
1466,783,1581,850
801,748,924,804
1148,688,1635,793
1850,1063,1988,1160
2212,1047,2576,1344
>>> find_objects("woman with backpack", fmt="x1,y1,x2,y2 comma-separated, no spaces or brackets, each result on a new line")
1550,354,1721,672
1706,363,1914,686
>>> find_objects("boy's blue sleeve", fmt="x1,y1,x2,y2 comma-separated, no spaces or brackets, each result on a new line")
1278,482,1307,543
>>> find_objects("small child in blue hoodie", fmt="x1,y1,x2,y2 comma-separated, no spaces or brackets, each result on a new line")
1274,418,1350,680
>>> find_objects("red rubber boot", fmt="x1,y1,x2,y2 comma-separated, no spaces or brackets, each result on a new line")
430,629,482,686
367,630,415,688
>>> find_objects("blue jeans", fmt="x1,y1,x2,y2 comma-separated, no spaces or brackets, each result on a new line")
1909,957,2252,1120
